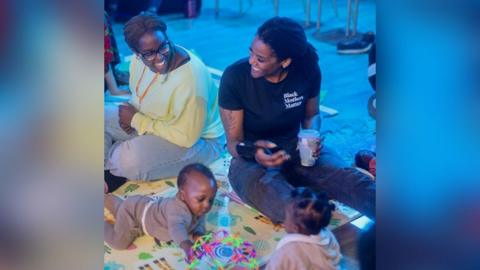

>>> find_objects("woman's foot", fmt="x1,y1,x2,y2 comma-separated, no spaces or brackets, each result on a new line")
104,170,127,193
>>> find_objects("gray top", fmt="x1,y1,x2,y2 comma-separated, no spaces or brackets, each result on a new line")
143,195,206,245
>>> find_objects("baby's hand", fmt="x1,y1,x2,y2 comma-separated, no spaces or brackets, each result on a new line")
192,233,203,242
179,240,194,256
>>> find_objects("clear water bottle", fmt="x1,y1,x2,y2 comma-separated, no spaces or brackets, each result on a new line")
218,196,231,231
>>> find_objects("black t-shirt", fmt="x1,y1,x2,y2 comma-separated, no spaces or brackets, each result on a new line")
219,58,321,153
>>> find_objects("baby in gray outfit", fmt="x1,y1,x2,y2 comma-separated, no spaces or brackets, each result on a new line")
104,163,217,255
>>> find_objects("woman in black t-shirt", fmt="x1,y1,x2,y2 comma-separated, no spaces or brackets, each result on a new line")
219,17,375,223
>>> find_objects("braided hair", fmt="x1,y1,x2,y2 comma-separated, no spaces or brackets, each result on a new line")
290,187,336,235
257,17,319,78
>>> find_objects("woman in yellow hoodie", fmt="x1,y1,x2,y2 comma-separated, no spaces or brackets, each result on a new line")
104,12,224,187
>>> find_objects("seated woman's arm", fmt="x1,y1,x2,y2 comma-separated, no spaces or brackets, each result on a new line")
131,90,207,148
219,108,244,158
301,96,324,156
220,107,289,166
301,96,321,130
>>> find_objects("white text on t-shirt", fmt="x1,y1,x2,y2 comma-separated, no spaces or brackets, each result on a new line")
284,91,304,109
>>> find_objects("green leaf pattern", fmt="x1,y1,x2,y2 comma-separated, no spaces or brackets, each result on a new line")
243,225,256,235
138,252,153,260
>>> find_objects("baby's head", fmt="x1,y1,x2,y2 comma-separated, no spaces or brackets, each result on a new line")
355,150,376,177
177,163,217,217
284,187,335,235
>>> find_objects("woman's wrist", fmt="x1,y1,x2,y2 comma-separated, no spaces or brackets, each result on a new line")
227,141,241,158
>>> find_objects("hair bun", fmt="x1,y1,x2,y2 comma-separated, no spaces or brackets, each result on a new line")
297,199,310,209
316,191,328,200
328,202,336,212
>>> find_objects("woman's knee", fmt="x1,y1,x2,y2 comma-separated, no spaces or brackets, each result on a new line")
109,142,144,179
104,104,119,124
317,146,347,168
228,159,265,195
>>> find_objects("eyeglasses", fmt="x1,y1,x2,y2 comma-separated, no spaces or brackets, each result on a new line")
140,41,170,61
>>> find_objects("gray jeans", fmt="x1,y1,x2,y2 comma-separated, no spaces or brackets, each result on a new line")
228,146,376,223
105,103,225,180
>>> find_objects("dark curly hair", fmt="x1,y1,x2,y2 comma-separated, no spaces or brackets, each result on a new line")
123,12,169,52
257,17,319,78
290,187,336,235
123,12,177,81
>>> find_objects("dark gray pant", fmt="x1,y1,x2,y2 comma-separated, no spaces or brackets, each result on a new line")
228,146,375,223
104,195,149,250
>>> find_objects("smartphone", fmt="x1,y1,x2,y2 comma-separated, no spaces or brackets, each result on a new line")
264,146,282,155
236,142,257,159
237,142,283,158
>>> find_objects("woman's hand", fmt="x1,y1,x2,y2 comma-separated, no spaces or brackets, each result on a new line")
254,140,290,168
312,136,325,159
118,103,137,134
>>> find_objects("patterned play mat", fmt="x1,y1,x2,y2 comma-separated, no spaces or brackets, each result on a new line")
104,154,361,270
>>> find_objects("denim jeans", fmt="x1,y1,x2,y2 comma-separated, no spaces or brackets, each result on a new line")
228,146,375,223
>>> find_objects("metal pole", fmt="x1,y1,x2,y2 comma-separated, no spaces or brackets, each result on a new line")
274,0,279,16
317,0,322,30
305,0,311,27
352,0,359,36
215,0,219,18
345,0,352,36
333,0,338,17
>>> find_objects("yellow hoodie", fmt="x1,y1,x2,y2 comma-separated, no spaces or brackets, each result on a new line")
129,49,224,148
